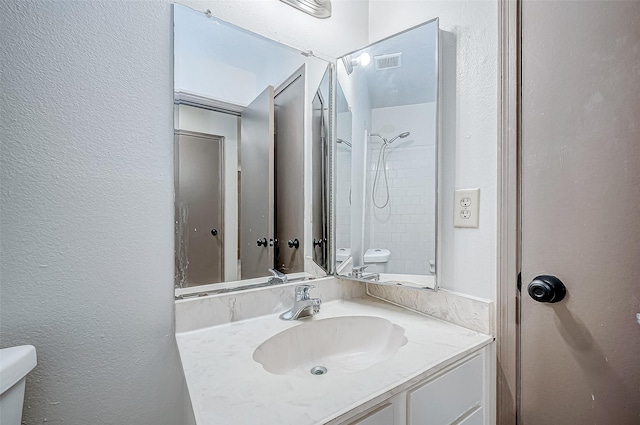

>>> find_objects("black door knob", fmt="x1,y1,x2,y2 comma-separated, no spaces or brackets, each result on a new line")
211,229,218,236
528,275,566,303
287,238,300,249
257,238,267,247
313,238,324,247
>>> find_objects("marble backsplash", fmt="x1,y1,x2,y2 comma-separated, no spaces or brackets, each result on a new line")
175,276,493,335
175,277,366,333
365,282,494,335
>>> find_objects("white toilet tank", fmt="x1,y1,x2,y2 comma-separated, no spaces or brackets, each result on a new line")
364,248,391,273
0,345,37,425
336,248,351,263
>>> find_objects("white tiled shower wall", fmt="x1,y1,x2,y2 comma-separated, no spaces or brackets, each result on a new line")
365,102,436,274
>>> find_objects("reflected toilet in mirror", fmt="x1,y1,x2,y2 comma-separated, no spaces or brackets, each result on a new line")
173,5,332,293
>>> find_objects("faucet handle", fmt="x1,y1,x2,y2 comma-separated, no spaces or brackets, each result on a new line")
295,284,315,300
312,298,322,314
351,265,369,277
268,268,287,280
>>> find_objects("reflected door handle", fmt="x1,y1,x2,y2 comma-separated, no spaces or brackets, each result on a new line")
528,275,567,303
257,238,268,247
313,238,324,247
288,239,300,249
211,229,218,236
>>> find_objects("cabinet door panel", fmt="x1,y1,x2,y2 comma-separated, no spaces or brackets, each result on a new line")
458,408,483,425
408,354,483,425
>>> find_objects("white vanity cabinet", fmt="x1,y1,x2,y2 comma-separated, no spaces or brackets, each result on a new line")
348,403,396,425
340,394,406,425
407,352,484,424
177,295,494,425
339,348,489,425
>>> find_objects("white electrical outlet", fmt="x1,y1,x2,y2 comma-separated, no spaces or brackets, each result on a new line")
454,188,480,228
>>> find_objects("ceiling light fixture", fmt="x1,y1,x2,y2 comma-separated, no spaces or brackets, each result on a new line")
359,53,371,67
341,53,371,75
279,0,332,19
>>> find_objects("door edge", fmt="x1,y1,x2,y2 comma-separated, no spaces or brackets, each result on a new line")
496,0,521,424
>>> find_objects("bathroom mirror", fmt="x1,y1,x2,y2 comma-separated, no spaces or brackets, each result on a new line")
335,19,440,290
173,4,333,295
311,70,331,272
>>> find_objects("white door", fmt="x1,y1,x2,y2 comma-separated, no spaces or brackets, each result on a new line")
520,1,640,423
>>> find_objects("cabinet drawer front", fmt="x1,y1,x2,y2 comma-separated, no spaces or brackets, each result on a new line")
408,354,484,425
348,403,395,425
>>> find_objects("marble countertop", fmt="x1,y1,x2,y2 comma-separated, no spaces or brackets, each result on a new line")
176,295,493,425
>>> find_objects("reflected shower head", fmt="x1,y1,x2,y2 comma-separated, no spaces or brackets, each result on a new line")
387,131,411,144
370,131,410,145
337,138,352,148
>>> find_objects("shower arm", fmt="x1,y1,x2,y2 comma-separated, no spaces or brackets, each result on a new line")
370,133,388,144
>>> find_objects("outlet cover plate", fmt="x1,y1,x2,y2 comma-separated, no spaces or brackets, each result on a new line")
454,188,480,228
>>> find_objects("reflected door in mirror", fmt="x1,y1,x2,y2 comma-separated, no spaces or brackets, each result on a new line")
274,71,305,274
175,131,224,286
240,86,275,279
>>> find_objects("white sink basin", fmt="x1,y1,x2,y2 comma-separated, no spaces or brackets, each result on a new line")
253,316,408,377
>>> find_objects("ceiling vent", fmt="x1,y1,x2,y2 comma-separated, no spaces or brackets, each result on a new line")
374,53,402,70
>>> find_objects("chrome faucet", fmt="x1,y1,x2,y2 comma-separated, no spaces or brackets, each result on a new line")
351,265,380,281
352,265,369,278
267,268,288,285
279,284,322,320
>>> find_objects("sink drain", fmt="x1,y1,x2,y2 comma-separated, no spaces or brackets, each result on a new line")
310,366,327,376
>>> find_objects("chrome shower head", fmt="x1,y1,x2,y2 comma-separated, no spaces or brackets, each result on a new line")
387,131,411,144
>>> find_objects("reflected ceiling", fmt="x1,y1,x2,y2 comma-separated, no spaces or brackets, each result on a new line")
350,24,437,109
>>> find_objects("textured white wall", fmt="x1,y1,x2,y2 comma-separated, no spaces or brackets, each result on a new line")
369,0,498,299
0,1,185,424
0,1,370,424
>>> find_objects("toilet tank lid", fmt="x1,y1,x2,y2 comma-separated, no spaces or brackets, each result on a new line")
0,345,37,395
364,249,391,263
336,248,351,261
